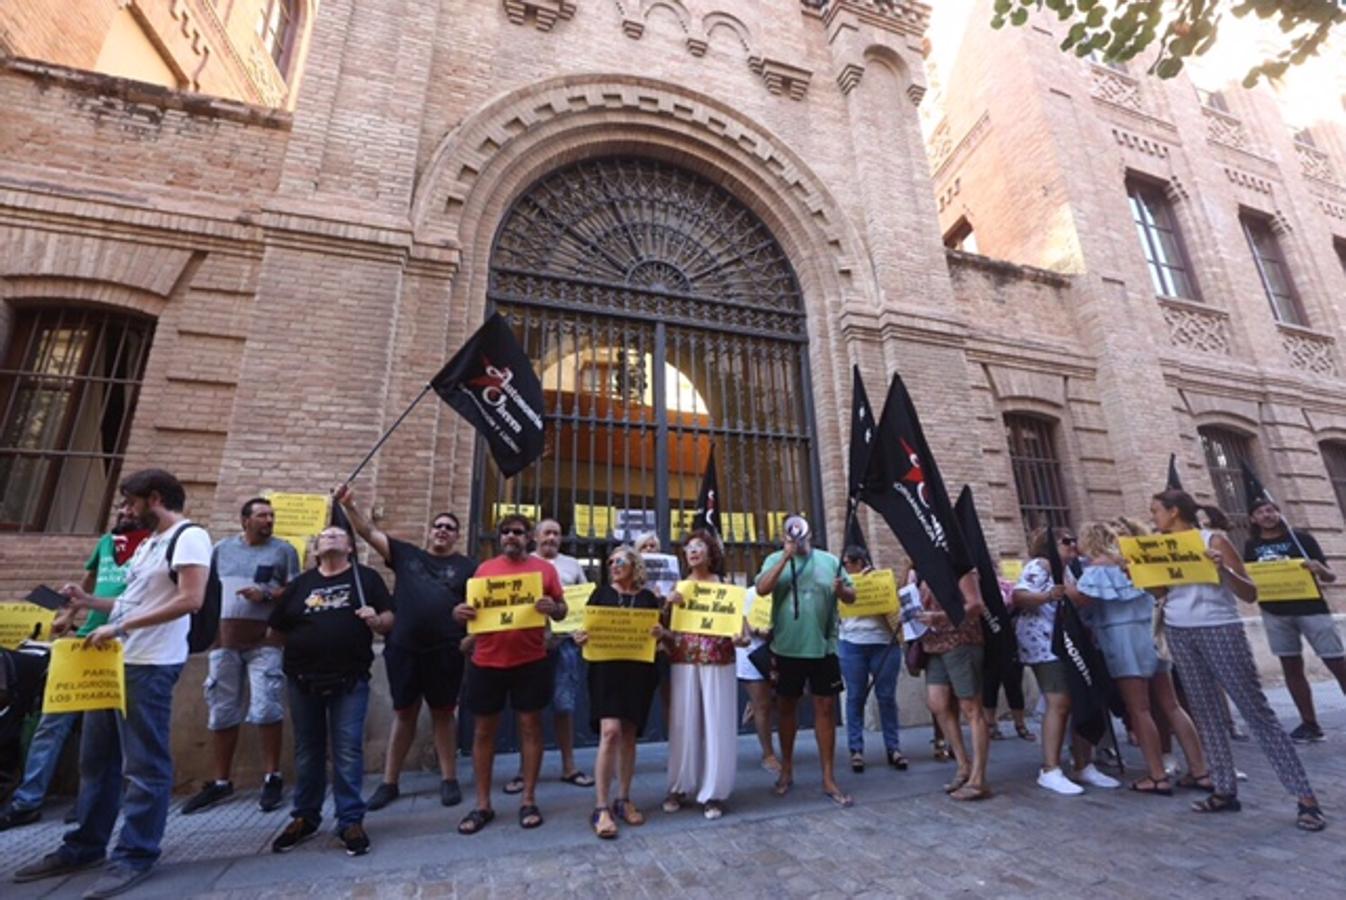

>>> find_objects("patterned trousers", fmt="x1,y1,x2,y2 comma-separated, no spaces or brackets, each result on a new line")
1166,623,1312,798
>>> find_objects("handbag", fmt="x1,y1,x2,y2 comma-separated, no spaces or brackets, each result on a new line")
747,640,773,680
904,639,928,677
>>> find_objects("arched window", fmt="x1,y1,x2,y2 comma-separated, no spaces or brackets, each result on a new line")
0,306,155,532
256,0,299,76
1004,413,1071,534
1198,425,1254,546
1321,441,1346,523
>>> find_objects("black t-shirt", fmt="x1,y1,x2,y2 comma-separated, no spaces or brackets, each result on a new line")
269,564,393,678
1242,529,1329,617
385,538,476,650
589,585,660,611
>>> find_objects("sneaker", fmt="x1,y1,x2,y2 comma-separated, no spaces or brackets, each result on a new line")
271,817,319,853
366,782,399,811
82,863,153,899
13,851,103,884
340,823,371,856
181,780,233,815
259,774,284,812
440,779,463,807
1290,723,1326,744
1037,767,1084,795
1076,763,1121,789
0,805,41,831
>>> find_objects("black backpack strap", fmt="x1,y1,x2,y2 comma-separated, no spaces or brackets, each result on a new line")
166,524,207,585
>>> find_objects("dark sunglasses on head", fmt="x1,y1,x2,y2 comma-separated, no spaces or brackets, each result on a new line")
432,522,458,532
499,527,527,537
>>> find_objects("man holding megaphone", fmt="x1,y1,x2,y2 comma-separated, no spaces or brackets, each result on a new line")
755,514,857,807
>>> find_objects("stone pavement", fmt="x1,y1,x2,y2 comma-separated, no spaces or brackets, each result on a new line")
4,683,1344,899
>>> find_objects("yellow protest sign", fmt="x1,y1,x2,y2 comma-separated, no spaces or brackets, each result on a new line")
0,603,56,649
671,510,756,541
670,581,745,637
1119,532,1219,590
1247,560,1321,603
43,639,125,715
999,560,1025,583
574,505,615,539
492,502,541,527
552,583,595,634
840,569,898,619
267,492,330,567
745,593,773,632
465,572,548,634
581,607,659,663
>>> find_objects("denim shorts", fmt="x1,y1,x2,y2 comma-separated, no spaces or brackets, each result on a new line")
551,638,582,714
1261,611,1345,659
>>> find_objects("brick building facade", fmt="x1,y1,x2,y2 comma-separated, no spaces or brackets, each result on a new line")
2,0,1345,784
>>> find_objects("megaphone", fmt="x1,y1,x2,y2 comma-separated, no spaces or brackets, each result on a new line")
783,514,811,544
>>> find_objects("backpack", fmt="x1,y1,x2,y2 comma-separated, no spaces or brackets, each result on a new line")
165,524,220,654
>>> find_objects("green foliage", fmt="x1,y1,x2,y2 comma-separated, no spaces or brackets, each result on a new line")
989,0,1345,86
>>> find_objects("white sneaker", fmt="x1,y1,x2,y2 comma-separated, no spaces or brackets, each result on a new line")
1235,769,1248,782
1076,764,1121,789
1038,767,1085,795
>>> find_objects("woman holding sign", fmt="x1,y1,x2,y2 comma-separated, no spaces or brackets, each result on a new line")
663,530,745,820
573,546,662,839
1150,491,1325,831
837,546,906,773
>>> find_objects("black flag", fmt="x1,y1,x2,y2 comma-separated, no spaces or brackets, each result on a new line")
431,312,545,478
1166,453,1183,491
692,447,721,537
845,365,875,554
953,486,1013,646
1240,460,1270,514
861,373,977,624
1045,525,1113,745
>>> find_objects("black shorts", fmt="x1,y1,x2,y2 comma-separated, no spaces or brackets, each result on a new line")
463,656,553,717
384,643,465,711
773,653,843,699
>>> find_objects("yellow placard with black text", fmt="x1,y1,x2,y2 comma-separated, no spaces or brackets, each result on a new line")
43,639,125,715
466,572,547,634
998,560,1025,583
267,492,330,568
670,581,745,637
1247,560,1321,603
552,583,595,634
580,607,659,663
1119,532,1219,589
840,569,898,619
0,603,56,649
745,593,773,632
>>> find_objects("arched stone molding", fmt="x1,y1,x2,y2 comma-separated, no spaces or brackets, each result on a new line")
411,74,881,541
0,276,167,321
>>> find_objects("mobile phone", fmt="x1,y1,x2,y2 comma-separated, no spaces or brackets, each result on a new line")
26,585,68,611
253,564,276,585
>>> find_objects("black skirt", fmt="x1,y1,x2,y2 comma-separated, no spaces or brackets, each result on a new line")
587,659,660,736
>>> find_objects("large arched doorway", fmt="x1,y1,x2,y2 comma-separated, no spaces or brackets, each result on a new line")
474,156,824,582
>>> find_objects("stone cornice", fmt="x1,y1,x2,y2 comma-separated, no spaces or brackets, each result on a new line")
813,0,931,39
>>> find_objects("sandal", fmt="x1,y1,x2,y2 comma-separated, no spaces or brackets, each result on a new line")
932,738,953,762
1191,793,1241,814
503,775,525,795
1129,776,1173,796
1296,803,1326,832
772,777,793,797
988,723,1004,741
661,792,684,813
888,751,909,771
519,804,544,829
761,755,782,774
1015,723,1037,742
591,807,618,839
611,797,644,826
1176,772,1215,793
944,771,970,794
703,800,724,820
850,752,865,773
561,770,595,787
950,784,993,802
457,807,495,835
823,788,854,808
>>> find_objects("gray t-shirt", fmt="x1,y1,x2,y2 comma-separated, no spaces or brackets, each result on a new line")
535,552,587,587
214,535,301,622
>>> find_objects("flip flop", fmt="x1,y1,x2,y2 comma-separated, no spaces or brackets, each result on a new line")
591,807,618,839
503,776,525,795
457,808,495,835
950,784,992,802
772,777,793,797
823,789,854,808
519,804,544,829
561,771,595,787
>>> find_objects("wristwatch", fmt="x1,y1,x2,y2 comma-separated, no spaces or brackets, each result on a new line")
114,625,131,641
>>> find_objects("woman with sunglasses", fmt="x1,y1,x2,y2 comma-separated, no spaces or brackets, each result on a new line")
1151,490,1324,831
573,546,663,839
662,529,746,819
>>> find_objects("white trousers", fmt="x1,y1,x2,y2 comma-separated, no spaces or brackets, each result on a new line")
666,662,738,804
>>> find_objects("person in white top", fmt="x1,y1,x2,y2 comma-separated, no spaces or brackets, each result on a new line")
16,469,211,898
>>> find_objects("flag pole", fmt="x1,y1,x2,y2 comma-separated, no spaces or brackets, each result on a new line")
341,383,434,488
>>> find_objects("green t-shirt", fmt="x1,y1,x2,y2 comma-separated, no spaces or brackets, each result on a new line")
79,533,132,636
758,549,851,659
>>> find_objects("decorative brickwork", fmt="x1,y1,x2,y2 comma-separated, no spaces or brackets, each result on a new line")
1280,326,1340,378
1161,299,1232,356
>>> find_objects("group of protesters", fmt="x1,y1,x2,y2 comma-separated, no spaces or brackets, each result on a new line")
2,463,1342,896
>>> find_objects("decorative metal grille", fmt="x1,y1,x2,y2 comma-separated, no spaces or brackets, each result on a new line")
477,157,822,585
1199,426,1253,548
0,306,155,532
1004,413,1072,535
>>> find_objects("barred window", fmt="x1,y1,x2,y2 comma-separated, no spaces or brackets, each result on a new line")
1241,212,1306,326
1127,177,1198,301
1199,426,1253,547
1322,442,1346,524
1005,414,1071,534
0,306,155,532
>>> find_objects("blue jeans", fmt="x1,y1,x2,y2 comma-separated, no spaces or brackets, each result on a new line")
62,663,183,872
838,640,901,754
288,676,369,829
9,712,80,812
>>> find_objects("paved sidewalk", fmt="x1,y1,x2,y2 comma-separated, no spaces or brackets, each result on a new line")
4,683,1344,898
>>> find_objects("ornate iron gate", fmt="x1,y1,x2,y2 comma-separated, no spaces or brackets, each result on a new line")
474,157,824,582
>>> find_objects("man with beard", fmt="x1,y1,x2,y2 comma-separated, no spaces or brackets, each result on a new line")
0,501,149,831
181,497,300,814
335,487,477,810
14,469,211,898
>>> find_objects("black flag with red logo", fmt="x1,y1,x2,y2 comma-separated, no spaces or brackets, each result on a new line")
431,312,545,478
691,447,721,538
953,485,1013,648
844,365,875,555
861,373,975,624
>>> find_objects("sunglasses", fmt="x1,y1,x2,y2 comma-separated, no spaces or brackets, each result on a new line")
1059,537,1077,546
608,558,630,568
432,522,458,532
499,527,527,537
